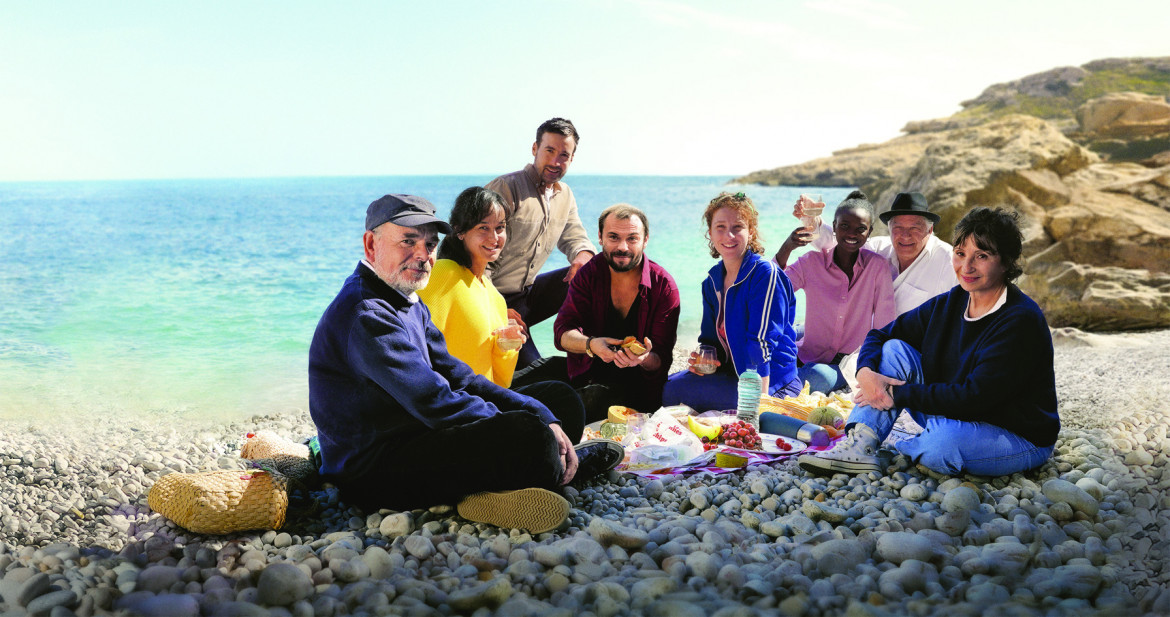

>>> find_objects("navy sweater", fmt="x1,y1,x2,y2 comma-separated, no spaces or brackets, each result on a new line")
857,284,1059,447
308,263,557,482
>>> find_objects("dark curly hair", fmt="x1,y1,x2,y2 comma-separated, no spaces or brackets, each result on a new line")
437,186,507,269
834,189,874,223
952,207,1025,283
703,192,765,258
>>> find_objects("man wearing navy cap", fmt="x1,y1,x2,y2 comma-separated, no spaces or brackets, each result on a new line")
308,194,622,533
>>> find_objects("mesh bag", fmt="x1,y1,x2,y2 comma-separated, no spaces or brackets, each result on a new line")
148,470,288,534
240,431,310,460
248,455,318,484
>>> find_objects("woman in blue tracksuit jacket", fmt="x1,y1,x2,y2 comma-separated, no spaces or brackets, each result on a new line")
663,192,801,412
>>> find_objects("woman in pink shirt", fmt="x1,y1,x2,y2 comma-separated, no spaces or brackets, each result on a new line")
775,190,895,394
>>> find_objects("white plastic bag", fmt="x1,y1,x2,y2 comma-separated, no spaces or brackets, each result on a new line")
627,407,705,465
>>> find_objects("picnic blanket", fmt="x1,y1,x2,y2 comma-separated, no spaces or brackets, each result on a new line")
617,411,924,478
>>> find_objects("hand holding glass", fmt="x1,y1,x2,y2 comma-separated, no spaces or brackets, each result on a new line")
692,345,718,375
495,319,525,351
798,193,825,231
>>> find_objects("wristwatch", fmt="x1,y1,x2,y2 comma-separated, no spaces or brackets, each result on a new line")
584,337,596,358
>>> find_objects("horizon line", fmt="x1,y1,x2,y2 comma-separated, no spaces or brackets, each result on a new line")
0,172,764,185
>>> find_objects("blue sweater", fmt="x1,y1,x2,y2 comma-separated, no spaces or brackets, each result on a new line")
309,263,557,482
699,251,799,388
858,284,1059,447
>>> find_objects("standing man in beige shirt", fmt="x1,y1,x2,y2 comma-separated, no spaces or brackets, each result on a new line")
486,118,596,368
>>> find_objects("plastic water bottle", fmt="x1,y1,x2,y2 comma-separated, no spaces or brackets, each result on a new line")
736,366,762,430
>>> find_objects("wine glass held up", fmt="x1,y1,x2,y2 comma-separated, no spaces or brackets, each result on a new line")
798,193,825,232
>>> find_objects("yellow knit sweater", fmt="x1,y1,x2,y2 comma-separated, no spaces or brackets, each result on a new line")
417,259,519,387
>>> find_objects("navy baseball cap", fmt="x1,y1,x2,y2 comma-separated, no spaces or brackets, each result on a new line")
365,194,452,233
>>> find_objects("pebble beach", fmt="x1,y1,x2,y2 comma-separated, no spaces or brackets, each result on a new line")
2,328,1169,616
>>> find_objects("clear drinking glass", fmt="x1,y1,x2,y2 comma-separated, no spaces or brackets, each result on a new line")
694,344,718,375
799,193,825,231
626,413,646,443
496,318,523,351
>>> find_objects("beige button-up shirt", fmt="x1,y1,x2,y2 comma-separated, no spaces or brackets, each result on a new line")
485,164,595,295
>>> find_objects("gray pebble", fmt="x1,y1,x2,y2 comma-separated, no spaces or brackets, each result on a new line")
899,483,929,501
17,572,52,606
1042,479,1099,517
631,577,678,608
942,486,980,513
26,590,78,617
587,517,649,549
257,563,313,606
875,532,941,565
980,542,1030,576
403,536,435,560
379,513,412,539
361,546,394,579
273,533,293,549
135,566,181,593
117,593,199,617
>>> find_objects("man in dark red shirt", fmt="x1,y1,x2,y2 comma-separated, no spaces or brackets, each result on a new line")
554,204,681,421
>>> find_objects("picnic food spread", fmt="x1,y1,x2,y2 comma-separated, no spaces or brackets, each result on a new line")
580,381,852,476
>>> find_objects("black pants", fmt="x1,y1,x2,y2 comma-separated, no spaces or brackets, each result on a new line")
513,355,660,425
340,380,584,512
504,267,570,368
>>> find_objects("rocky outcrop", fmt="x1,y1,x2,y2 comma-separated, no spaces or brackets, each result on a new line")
1078,92,1170,139
733,57,1170,331
961,66,1089,110
1077,92,1170,164
869,115,1098,242
734,132,939,197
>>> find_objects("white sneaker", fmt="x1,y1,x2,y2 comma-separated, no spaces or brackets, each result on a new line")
798,423,883,476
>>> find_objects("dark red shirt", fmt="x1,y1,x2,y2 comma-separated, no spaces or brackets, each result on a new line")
553,253,680,410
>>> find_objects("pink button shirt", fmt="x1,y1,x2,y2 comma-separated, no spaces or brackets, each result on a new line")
784,247,896,365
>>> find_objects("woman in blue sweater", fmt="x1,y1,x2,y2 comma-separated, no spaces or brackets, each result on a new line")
799,207,1059,477
663,192,800,412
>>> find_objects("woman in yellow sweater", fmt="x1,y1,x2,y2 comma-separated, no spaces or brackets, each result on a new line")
421,187,584,442
419,186,525,386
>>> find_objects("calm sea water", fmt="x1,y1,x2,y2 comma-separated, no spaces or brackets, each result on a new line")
0,176,850,422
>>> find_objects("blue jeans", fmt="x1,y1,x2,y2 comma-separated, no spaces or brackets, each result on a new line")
849,340,1053,476
662,370,802,414
797,362,846,394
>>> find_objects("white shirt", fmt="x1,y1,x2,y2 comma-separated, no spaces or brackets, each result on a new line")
964,286,1009,321
811,222,957,315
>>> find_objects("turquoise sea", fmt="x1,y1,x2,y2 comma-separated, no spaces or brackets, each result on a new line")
0,176,851,422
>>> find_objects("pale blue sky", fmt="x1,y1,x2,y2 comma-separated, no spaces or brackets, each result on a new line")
2,0,1167,181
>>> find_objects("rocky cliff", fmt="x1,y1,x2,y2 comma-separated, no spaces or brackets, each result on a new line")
736,57,1170,331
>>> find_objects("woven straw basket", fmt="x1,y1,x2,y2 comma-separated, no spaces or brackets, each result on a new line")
148,470,288,535
240,431,310,460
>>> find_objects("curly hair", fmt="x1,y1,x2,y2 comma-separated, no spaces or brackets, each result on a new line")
834,189,874,223
952,206,1025,283
703,192,765,258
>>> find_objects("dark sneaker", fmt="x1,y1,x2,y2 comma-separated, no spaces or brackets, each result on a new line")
573,439,625,483
798,423,883,476
456,488,570,534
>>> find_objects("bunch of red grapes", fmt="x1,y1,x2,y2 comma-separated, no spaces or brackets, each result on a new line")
698,420,763,451
698,421,797,453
